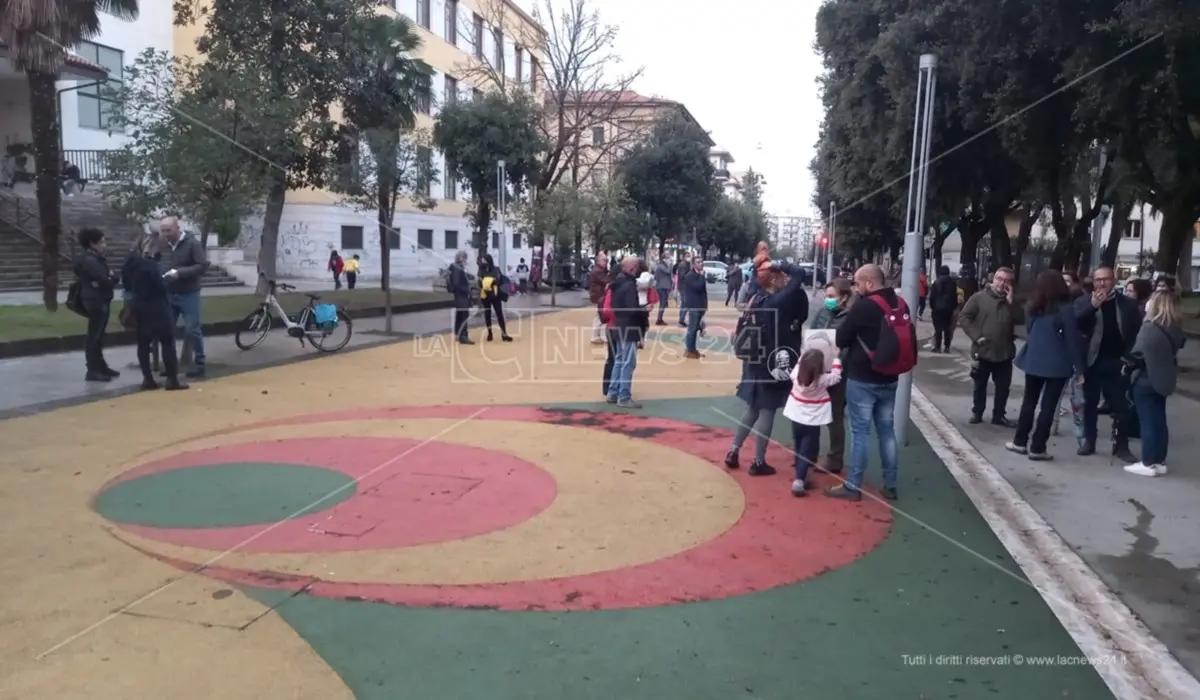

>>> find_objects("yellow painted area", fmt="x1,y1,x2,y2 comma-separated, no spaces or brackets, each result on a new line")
0,308,738,695
116,419,745,584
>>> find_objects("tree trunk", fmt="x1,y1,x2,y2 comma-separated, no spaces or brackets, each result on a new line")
28,72,63,311
1012,211,1038,284
258,176,287,293
1099,196,1128,269
472,198,491,255
199,211,216,251
378,188,394,333
990,219,1013,269
1176,232,1194,290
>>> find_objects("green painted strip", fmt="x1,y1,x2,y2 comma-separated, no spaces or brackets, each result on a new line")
96,463,355,529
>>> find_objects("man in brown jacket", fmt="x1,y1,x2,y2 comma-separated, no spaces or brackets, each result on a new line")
587,253,610,344
958,266,1020,426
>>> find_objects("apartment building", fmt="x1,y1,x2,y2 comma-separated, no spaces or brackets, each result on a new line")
566,91,713,188
172,0,548,280
1,5,175,180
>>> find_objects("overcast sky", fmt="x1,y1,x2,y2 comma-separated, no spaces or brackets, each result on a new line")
543,0,825,217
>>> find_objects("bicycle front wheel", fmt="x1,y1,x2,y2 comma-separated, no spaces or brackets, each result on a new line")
309,309,353,353
234,308,272,350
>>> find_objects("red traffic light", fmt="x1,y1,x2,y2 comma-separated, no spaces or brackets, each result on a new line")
820,237,828,246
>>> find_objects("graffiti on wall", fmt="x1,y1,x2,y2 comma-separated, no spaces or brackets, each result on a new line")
279,222,331,274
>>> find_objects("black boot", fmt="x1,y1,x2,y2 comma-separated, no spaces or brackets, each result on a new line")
486,328,494,342
165,377,190,391
140,377,160,390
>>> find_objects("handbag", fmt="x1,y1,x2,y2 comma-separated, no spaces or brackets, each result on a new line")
118,304,137,330
65,281,87,318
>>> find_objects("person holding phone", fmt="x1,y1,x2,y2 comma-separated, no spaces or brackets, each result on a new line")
157,216,210,378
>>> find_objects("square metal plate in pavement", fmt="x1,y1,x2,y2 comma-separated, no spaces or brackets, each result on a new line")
362,472,482,505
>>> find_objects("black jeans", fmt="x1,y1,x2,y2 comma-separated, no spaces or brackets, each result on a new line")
332,271,342,289
792,421,820,481
346,272,357,289
931,309,955,350
971,358,1013,419
602,328,615,396
1082,356,1129,445
453,305,470,340
482,295,506,333
135,305,178,381
1014,374,1068,454
725,284,740,305
83,301,111,372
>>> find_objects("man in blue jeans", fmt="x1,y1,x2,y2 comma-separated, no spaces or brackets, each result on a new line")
606,257,646,408
828,264,902,501
680,256,708,359
158,216,210,378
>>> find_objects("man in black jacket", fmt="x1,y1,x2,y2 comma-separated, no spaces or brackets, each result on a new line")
448,251,474,344
606,257,645,408
829,263,902,501
73,227,119,382
680,257,708,358
158,216,210,378
1074,266,1141,461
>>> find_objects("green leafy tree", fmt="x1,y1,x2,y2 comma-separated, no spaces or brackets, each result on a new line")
0,0,139,309
103,49,282,248
332,13,434,331
433,91,544,253
173,0,383,282
616,112,718,254
697,196,755,259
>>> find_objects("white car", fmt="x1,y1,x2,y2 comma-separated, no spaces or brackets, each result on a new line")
702,261,728,283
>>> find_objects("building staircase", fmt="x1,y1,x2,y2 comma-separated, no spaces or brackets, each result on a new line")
0,186,243,293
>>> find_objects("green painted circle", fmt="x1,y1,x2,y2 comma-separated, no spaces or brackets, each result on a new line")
95,463,356,529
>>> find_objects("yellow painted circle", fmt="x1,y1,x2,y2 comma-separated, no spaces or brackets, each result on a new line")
115,419,746,585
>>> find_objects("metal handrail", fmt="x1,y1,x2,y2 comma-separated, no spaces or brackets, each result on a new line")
0,187,75,262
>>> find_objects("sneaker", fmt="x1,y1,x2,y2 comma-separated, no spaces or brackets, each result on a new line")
992,417,1016,428
101,367,120,378
164,378,189,391
723,450,740,470
968,415,983,424
824,484,862,501
747,460,776,476
791,479,807,497
683,350,703,359
1124,462,1166,477
605,396,617,404
1113,443,1138,464
84,371,111,383
881,486,898,501
616,399,642,409
139,378,159,391
655,320,667,326
1028,452,1053,461
1004,442,1028,455
1077,442,1095,456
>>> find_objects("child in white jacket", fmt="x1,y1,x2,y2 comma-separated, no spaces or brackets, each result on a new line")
782,348,843,497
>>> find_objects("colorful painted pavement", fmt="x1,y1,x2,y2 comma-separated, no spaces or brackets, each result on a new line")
0,308,1118,699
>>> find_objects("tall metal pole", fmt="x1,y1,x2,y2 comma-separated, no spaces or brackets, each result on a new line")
497,160,508,272
1088,149,1108,274
827,201,837,283
895,54,938,446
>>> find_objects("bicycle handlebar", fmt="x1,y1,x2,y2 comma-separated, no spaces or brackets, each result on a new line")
261,275,297,293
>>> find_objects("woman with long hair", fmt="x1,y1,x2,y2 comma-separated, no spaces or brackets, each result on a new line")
1124,290,1185,476
1006,270,1086,460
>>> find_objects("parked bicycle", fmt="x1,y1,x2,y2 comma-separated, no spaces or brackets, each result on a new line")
235,279,353,352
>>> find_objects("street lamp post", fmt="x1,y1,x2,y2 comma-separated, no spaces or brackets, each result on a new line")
497,159,507,272
827,201,837,283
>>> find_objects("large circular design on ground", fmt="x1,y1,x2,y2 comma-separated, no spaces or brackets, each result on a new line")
98,405,893,611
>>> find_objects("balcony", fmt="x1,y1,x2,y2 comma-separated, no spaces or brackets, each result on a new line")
714,168,731,180
63,149,115,181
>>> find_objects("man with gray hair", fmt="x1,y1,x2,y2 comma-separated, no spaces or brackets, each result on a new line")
448,250,474,344
158,216,209,378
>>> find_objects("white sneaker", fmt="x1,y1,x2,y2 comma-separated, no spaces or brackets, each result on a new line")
1004,442,1028,455
791,479,807,497
1123,462,1166,477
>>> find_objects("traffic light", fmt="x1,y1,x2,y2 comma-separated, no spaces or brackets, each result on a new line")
820,236,828,247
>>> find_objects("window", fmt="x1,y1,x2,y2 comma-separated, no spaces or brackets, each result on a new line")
473,14,484,59
530,58,540,91
417,87,430,115
416,0,430,29
515,46,524,83
472,87,483,102
416,146,432,196
444,0,457,43
492,232,501,249
492,27,504,72
512,232,522,249
444,230,458,249
76,41,124,131
443,158,457,200
444,75,458,105
340,225,364,249
1125,220,1143,239
417,229,434,250
592,126,605,145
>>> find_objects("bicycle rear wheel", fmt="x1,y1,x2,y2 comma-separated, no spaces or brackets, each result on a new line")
234,308,272,350
309,309,353,353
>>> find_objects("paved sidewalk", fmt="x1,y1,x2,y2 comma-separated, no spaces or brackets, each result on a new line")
912,315,1200,678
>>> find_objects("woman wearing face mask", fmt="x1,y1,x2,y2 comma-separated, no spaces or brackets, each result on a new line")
808,277,854,473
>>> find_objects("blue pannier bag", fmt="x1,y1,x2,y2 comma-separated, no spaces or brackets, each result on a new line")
313,303,339,330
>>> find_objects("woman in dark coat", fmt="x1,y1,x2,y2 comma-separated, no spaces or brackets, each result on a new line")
724,257,809,475
122,236,188,391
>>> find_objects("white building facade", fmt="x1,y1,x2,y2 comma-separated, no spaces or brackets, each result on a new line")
257,0,546,282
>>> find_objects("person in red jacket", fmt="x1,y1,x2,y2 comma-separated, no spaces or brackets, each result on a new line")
918,269,929,319
328,250,344,290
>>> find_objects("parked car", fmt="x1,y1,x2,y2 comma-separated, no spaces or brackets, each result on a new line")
702,260,727,283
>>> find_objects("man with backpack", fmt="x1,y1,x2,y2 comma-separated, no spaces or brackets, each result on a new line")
829,264,917,501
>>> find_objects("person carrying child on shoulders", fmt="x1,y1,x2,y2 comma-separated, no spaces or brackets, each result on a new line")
782,347,843,497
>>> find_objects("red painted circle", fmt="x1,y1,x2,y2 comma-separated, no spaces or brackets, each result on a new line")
100,437,557,553
115,405,894,611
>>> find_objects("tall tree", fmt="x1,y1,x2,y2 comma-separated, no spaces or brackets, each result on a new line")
433,91,544,253
334,14,435,332
616,112,717,254
103,49,281,248
173,0,382,284
0,0,139,309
